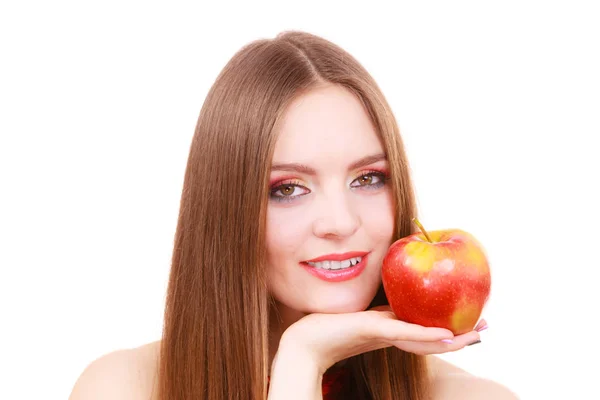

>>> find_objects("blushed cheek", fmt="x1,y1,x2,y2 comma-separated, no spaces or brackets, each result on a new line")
266,209,310,263
362,193,395,243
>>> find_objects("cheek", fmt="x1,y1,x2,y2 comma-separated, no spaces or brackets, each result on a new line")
265,208,310,259
358,191,395,239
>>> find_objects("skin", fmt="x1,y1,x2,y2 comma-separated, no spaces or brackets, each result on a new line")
266,84,396,368
68,84,518,400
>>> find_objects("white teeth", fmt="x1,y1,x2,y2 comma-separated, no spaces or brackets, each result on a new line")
330,261,342,270
307,256,362,270
351,257,362,265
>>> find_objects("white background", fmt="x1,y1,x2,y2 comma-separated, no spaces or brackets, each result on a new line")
1,1,599,399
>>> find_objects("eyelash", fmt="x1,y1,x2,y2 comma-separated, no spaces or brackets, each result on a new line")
269,170,390,204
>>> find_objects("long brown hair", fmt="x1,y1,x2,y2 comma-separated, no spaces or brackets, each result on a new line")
157,30,429,400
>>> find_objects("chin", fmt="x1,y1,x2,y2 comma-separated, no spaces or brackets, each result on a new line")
305,291,376,314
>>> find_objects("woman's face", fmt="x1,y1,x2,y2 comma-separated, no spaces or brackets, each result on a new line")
266,84,395,317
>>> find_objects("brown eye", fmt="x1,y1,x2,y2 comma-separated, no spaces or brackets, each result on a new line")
358,175,373,185
280,185,295,196
269,182,309,201
350,172,388,190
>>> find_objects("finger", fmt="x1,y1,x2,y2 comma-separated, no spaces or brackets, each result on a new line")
364,312,454,343
368,305,393,313
439,330,481,350
474,318,488,332
392,330,481,355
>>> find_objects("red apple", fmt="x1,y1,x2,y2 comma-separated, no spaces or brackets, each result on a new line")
381,218,491,335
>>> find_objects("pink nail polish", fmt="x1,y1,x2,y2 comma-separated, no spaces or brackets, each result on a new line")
441,339,454,344
476,324,488,332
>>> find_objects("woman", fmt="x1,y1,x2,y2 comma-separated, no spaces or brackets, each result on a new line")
69,30,517,399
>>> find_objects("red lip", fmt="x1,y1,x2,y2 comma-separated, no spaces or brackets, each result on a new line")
300,253,370,282
303,251,369,263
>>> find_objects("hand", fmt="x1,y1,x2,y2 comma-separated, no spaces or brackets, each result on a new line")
278,305,485,375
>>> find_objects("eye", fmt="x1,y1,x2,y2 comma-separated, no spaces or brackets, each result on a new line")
276,184,305,197
356,174,375,185
350,171,389,189
269,180,310,203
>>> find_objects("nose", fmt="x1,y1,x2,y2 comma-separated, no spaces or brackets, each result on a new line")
312,189,360,239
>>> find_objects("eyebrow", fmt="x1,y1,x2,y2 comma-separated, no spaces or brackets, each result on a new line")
270,153,387,175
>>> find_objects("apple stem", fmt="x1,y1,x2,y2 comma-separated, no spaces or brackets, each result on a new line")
412,217,433,243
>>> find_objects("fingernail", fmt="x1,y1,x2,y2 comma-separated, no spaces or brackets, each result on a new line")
441,339,454,344
476,324,488,332
467,339,482,346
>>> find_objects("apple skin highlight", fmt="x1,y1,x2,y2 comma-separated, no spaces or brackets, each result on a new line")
381,226,491,335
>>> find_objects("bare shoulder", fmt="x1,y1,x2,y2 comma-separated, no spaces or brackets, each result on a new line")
427,356,519,400
69,340,161,400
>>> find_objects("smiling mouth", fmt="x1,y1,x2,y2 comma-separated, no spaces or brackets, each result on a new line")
303,256,363,270
300,254,369,282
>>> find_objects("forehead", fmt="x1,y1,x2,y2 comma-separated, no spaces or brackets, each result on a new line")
272,85,384,164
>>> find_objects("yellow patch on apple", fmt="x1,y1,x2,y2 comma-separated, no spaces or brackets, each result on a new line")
450,302,482,334
404,241,436,273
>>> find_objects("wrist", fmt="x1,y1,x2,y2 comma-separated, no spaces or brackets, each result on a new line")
277,330,328,375
268,336,323,399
